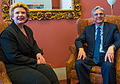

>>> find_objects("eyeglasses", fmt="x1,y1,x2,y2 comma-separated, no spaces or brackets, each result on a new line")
94,13,104,16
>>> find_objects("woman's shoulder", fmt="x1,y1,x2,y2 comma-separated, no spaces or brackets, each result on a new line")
1,22,18,37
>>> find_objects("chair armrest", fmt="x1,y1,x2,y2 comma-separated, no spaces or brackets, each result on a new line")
69,44,77,55
115,48,120,71
66,54,76,68
0,61,12,84
66,44,77,79
0,61,8,73
67,44,77,65
66,43,88,79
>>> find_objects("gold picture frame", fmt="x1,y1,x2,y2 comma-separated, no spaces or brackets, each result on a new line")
1,0,81,21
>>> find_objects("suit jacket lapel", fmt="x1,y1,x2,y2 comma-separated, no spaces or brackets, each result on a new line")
12,22,33,48
24,26,33,47
103,22,108,44
91,24,95,47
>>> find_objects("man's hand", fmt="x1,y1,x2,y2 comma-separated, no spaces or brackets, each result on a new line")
36,53,46,64
105,45,115,63
77,48,87,60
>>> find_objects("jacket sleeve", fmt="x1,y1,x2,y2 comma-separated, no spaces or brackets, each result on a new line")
112,24,120,50
1,30,37,65
75,27,86,51
28,27,43,55
32,39,43,55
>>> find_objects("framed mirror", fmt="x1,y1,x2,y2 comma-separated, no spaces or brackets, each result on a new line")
1,0,81,21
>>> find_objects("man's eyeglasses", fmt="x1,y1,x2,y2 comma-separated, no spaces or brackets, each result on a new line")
94,13,104,16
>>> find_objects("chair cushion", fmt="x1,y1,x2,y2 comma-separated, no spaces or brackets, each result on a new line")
91,66,101,74
116,70,120,84
72,63,101,74
90,73,103,84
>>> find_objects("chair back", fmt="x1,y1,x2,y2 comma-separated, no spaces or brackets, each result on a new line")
0,21,9,34
76,15,120,36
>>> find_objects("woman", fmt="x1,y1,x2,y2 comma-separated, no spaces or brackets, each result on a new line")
0,2,59,84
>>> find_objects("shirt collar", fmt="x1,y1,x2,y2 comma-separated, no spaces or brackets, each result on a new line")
95,22,104,30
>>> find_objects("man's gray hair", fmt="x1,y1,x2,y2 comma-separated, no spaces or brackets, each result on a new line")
92,6,105,16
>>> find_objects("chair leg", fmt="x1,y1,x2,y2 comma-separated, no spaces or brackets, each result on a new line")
67,78,71,84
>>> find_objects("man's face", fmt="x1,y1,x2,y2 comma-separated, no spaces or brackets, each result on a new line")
12,7,28,25
93,9,105,26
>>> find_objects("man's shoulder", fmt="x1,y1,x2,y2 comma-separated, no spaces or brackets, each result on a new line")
104,22,117,26
85,24,95,29
104,22,118,31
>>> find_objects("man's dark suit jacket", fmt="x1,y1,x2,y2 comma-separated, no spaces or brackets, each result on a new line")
0,21,43,72
75,22,120,58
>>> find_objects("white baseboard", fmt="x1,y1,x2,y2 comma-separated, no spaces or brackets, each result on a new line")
53,67,66,80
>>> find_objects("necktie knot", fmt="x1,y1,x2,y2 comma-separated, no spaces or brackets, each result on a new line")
98,27,101,29
97,27,101,32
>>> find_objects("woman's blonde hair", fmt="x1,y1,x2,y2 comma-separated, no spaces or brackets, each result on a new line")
9,2,30,19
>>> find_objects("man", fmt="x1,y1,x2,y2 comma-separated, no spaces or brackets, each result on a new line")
75,6,120,84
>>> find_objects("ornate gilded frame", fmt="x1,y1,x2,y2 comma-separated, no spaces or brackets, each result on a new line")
1,0,81,21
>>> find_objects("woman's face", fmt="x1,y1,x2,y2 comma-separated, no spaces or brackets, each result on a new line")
12,7,28,25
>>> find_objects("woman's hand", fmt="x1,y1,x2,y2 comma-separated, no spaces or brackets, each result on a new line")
36,53,46,64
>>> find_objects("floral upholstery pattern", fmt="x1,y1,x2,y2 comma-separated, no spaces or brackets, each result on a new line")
0,61,12,84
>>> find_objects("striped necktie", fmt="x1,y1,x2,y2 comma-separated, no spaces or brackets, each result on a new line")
93,27,101,64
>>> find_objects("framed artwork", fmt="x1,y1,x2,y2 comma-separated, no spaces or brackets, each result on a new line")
1,0,81,21
12,0,52,10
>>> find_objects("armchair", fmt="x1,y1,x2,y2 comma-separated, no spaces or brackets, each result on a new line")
66,15,120,84
0,21,12,84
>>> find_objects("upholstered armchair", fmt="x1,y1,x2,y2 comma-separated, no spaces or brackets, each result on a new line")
0,21,12,84
66,15,120,84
